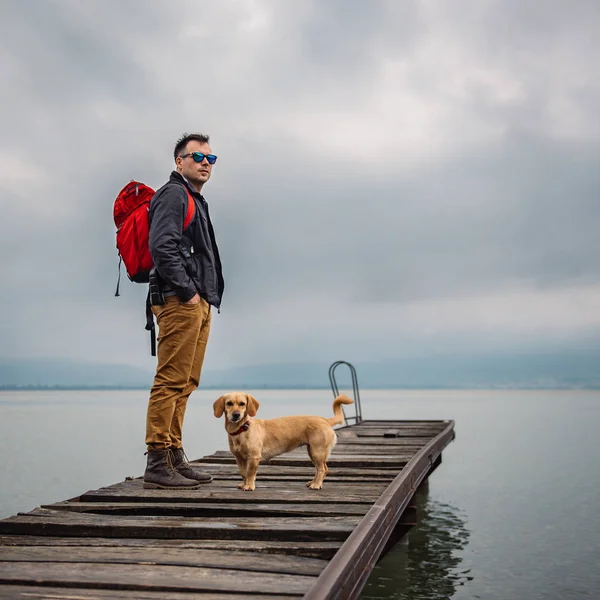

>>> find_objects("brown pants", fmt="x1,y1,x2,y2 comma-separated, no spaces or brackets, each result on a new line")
145,295,211,450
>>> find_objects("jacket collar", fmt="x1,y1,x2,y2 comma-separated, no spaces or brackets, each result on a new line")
169,171,203,199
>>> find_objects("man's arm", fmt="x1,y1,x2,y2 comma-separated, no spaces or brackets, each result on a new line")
149,186,197,302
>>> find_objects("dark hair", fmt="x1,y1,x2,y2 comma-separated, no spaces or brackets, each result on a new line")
174,133,210,161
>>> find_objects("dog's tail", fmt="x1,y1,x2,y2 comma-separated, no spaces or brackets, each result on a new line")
327,394,354,426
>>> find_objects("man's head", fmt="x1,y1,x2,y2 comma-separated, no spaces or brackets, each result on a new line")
174,133,216,192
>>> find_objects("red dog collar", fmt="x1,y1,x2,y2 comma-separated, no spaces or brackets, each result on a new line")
229,420,250,437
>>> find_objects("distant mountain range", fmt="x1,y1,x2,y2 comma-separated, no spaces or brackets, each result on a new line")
1,349,599,390
0,358,154,389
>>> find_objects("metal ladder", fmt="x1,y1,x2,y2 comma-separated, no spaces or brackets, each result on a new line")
328,360,363,425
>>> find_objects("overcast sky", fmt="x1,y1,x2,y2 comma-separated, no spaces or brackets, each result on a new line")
1,0,599,372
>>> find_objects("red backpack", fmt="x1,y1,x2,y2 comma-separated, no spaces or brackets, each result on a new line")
113,180,195,356
113,180,195,293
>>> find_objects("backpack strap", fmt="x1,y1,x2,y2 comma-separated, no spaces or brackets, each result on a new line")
145,290,156,356
114,256,122,297
183,190,195,230
144,188,194,357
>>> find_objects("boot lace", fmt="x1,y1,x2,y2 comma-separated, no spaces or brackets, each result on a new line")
179,448,192,466
170,447,191,469
165,448,180,474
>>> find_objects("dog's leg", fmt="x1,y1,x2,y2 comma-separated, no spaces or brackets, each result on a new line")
235,456,248,490
240,455,261,491
305,445,329,490
306,431,336,489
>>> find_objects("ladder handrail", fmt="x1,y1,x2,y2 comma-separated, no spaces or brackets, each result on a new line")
328,361,363,425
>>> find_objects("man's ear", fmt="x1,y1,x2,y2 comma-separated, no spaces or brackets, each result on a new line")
213,395,226,418
246,394,260,417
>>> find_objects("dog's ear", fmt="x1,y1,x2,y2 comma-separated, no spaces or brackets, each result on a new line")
246,394,260,417
213,395,226,418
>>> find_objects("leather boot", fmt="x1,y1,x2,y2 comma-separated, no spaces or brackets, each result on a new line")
143,448,201,489
170,447,213,483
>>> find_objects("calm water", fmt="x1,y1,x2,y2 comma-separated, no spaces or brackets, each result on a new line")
0,389,599,599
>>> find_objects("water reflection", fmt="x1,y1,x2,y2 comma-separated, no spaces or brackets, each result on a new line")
360,488,471,600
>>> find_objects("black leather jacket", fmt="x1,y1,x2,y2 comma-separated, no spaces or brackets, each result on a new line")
148,171,224,308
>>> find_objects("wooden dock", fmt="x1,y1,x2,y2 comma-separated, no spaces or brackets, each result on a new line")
0,418,454,599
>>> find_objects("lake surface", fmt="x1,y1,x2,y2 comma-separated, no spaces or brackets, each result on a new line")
0,389,598,599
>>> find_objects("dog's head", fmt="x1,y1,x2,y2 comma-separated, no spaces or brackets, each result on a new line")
213,392,260,423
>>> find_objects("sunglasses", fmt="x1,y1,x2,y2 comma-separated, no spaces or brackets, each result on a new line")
180,152,218,164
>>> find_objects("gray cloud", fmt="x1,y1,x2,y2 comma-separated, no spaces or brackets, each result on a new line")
1,0,599,371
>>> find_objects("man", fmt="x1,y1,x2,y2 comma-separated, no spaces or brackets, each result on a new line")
143,133,224,489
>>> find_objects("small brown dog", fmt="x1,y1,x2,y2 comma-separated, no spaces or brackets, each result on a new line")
213,392,353,491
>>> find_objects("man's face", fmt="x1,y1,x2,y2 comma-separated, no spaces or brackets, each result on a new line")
176,140,214,189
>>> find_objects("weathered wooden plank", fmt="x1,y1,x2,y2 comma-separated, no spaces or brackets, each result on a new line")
0,585,302,600
185,463,401,487
0,586,294,600
209,450,412,459
355,432,440,439
384,429,403,438
40,501,371,518
352,420,449,426
351,424,447,430
200,455,409,468
0,562,315,596
105,479,390,492
195,464,402,476
79,482,384,504
207,474,397,483
185,465,400,481
353,424,441,431
23,507,359,524
325,446,422,455
272,449,417,458
0,546,328,577
109,478,390,492
180,477,394,489
0,537,343,559
333,437,434,446
349,428,443,438
0,510,359,542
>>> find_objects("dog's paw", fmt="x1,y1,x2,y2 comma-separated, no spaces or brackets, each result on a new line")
237,483,245,489
241,484,255,491
306,481,322,490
